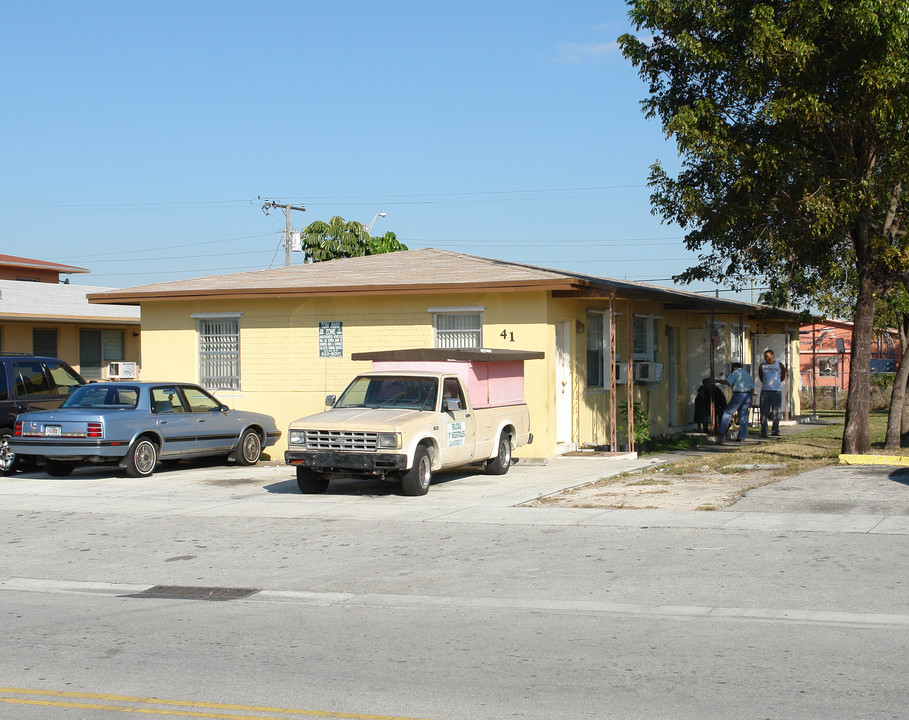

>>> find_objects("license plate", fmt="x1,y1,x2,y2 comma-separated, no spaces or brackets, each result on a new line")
44,425,62,437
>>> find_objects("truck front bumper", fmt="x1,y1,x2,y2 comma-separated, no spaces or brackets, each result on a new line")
284,451,408,473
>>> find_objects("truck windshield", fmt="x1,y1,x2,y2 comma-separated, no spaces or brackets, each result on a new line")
336,376,438,411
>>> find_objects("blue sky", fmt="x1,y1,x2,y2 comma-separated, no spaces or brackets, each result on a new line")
2,1,748,298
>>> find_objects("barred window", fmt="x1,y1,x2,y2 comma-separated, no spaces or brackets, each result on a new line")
198,316,240,390
434,311,482,349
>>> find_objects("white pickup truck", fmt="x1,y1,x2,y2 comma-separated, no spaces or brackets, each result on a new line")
284,370,532,496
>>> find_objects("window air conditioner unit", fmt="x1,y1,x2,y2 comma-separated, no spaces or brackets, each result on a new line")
633,361,664,383
107,361,137,380
614,363,629,385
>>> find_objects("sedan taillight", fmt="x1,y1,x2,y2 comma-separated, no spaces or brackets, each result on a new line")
13,421,22,437
87,422,103,438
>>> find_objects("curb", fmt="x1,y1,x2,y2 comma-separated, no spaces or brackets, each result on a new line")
839,454,909,466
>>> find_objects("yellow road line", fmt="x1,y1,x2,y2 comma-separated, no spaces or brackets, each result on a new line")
0,688,434,720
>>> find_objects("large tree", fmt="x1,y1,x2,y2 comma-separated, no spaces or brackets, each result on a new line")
619,0,909,454
300,216,407,262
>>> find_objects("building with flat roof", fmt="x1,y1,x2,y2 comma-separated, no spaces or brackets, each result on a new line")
0,255,140,380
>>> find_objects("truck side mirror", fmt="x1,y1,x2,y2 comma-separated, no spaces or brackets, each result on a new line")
325,394,336,407
442,397,461,412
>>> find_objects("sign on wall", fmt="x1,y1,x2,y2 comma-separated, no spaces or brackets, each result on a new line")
318,321,343,358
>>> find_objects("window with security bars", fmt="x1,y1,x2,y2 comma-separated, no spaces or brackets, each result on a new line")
435,313,482,348
199,318,240,390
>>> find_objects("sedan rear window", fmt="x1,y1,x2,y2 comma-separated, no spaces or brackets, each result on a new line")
63,385,139,409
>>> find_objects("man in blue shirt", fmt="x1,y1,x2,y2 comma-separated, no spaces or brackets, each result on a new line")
758,349,787,437
716,362,755,441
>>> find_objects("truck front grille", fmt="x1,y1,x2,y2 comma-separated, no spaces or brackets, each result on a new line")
306,430,378,452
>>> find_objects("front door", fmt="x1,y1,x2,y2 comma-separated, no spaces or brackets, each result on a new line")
441,377,476,468
754,334,789,416
686,328,710,422
667,326,678,427
555,320,573,448
181,385,237,453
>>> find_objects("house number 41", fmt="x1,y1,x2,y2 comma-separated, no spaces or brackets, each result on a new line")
500,329,515,342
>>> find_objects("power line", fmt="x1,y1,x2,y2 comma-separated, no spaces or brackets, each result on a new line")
0,184,652,213
54,232,277,261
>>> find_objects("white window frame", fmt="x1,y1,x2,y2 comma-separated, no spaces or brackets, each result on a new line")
192,312,242,391
586,310,609,390
428,306,484,349
633,315,660,362
730,323,749,364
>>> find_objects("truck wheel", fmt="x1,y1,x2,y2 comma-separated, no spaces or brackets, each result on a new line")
0,430,19,475
296,466,329,494
401,445,432,496
235,429,262,466
485,433,512,475
45,460,75,477
126,438,158,478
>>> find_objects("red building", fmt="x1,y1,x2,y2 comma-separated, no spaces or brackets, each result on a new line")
799,320,901,389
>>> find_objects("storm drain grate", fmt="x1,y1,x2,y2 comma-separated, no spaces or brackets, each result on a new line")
122,585,260,601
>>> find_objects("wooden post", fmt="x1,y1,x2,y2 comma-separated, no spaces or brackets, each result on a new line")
626,299,634,453
609,298,617,454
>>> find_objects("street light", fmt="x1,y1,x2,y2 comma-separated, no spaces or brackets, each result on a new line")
364,210,386,234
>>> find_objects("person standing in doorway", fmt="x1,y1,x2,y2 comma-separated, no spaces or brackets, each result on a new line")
758,349,787,437
716,362,755,441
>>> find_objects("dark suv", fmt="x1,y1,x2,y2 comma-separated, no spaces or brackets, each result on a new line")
0,355,86,474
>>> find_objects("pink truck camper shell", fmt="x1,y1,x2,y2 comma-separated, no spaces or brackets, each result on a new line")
351,349,545,409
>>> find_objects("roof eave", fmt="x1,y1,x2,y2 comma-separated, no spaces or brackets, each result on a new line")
87,278,591,305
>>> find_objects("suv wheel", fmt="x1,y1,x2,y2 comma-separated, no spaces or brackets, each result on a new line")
0,430,18,475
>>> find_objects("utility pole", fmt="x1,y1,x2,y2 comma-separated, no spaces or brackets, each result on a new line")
261,199,306,267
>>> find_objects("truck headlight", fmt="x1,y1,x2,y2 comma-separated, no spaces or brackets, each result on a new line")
376,432,401,449
289,430,307,446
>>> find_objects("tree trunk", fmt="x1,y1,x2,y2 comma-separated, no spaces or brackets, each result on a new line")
842,273,877,454
884,333,909,450
902,389,909,437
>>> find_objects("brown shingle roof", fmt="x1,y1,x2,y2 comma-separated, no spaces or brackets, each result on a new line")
87,249,593,303
86,248,806,319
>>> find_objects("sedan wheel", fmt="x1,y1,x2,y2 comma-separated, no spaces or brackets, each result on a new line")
126,438,158,478
236,429,262,466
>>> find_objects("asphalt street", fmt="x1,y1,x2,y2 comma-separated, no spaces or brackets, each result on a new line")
1,453,907,719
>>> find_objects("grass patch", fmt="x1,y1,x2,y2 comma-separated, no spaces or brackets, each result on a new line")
643,434,710,454
660,414,898,479
626,478,672,486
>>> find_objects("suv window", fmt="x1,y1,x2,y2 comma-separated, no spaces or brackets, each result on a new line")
46,361,84,395
14,361,52,396
0,365,8,402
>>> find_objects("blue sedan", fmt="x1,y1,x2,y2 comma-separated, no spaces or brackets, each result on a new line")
9,382,281,478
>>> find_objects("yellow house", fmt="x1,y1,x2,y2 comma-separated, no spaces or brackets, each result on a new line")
0,254,141,379
89,249,803,459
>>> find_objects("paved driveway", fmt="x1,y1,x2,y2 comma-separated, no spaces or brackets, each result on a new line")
2,454,907,535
